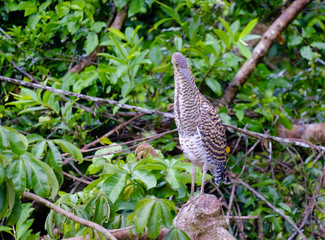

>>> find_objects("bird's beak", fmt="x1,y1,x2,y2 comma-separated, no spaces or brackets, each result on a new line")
180,68,195,89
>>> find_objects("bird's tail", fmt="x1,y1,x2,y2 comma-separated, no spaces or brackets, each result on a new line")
211,161,227,185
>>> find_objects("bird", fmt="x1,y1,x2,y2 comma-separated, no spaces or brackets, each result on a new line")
172,52,227,196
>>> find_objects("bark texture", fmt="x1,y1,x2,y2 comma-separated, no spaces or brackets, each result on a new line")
173,195,235,240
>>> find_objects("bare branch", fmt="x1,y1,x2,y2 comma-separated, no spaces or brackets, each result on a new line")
221,0,312,105
0,76,173,118
22,191,117,240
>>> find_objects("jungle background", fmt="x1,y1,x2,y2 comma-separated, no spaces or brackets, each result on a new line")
0,0,325,239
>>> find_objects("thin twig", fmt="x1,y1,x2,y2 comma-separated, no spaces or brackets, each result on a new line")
81,114,143,151
63,171,92,185
230,175,306,240
22,191,117,240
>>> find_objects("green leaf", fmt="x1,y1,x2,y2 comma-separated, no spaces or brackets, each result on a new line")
235,109,244,122
128,0,144,17
0,226,13,236
101,172,127,203
38,160,59,200
288,35,303,47
52,139,83,164
174,36,182,51
239,18,258,39
149,45,162,66
166,168,181,189
16,203,34,239
237,41,252,59
1,127,28,155
0,163,4,186
47,141,62,171
214,29,230,49
6,194,22,225
218,18,234,41
133,198,155,233
132,169,157,189
85,32,98,55
279,115,292,130
311,42,325,50
147,202,161,239
23,153,50,197
300,46,313,61
31,139,46,160
10,159,27,192
107,28,126,40
278,203,292,214
205,78,222,96
165,227,191,240
90,21,106,33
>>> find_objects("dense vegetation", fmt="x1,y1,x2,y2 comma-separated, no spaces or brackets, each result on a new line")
0,0,324,239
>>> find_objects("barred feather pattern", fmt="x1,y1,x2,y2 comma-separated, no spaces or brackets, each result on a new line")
172,52,227,185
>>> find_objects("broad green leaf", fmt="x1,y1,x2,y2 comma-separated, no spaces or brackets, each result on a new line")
1,127,28,155
0,183,9,219
93,143,122,167
132,169,157,189
10,159,27,192
218,18,234,41
153,18,173,30
90,21,106,33
133,199,155,233
85,32,98,55
38,161,59,200
311,42,325,50
149,45,162,66
147,202,161,239
52,139,83,164
23,153,50,197
278,203,292,213
279,115,292,130
47,141,62,171
288,35,303,47
205,78,222,96
237,41,252,59
101,172,127,203
300,46,313,61
166,168,181,189
214,29,230,49
128,0,144,17
165,227,191,240
235,109,244,122
174,36,182,51
239,18,258,39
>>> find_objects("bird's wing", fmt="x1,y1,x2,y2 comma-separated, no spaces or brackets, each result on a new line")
198,99,227,183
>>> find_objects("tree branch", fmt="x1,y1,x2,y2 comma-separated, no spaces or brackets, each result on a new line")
22,191,117,240
0,76,173,118
221,0,312,105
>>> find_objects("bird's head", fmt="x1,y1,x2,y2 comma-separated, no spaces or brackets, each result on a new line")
172,52,195,89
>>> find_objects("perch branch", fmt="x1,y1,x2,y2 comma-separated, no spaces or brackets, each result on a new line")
221,0,312,105
22,191,117,240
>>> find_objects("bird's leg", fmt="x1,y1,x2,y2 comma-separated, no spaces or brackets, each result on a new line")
200,162,208,194
191,163,196,197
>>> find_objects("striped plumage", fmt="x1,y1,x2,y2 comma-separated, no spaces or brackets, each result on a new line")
172,52,227,195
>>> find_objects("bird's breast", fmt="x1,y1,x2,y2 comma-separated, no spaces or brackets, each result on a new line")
179,131,206,167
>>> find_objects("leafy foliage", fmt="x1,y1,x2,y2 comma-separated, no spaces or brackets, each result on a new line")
0,0,325,239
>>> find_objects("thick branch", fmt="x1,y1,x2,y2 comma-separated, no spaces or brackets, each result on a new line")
22,191,117,240
69,5,128,73
221,0,312,105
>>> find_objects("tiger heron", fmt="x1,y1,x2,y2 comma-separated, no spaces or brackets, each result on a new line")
172,52,227,195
